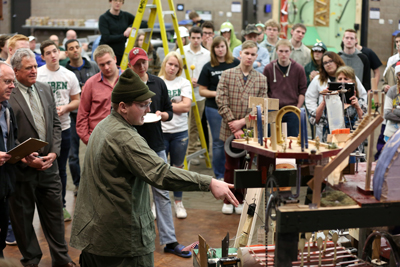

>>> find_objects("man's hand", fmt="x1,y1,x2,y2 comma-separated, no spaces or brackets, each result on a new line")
155,110,169,122
234,129,244,139
204,37,213,50
124,27,132,38
29,152,57,171
228,119,244,133
56,105,69,117
209,179,239,207
191,77,198,88
310,70,319,81
21,152,39,165
0,151,11,166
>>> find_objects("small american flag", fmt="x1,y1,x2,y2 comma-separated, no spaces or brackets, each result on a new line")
182,241,199,251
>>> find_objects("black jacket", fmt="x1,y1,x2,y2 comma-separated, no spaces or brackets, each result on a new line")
65,59,100,88
0,104,17,199
135,74,173,153
99,10,147,64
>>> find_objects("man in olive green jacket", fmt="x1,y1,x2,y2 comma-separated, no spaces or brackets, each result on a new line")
70,68,238,266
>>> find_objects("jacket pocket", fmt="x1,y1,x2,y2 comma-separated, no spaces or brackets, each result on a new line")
139,211,156,246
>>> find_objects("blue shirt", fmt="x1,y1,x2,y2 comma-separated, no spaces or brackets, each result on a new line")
0,101,9,151
232,44,270,73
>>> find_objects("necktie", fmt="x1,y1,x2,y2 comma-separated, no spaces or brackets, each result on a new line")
27,87,46,141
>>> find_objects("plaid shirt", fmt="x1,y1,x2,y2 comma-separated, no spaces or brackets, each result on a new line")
216,66,268,141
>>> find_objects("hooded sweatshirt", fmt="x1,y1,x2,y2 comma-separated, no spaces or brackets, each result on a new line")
220,22,242,52
263,58,307,108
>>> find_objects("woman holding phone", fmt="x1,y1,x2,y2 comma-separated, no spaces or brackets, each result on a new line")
305,51,367,141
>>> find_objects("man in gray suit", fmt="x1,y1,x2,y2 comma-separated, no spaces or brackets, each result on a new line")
8,48,75,267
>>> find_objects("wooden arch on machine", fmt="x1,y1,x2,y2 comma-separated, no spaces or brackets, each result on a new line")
275,105,301,144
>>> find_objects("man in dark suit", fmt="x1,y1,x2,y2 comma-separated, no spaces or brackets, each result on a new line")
8,48,75,267
0,62,18,258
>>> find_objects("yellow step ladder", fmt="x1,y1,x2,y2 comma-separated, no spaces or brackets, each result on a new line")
120,0,211,170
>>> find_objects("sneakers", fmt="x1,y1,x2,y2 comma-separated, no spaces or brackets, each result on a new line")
174,201,187,219
6,225,17,245
73,186,79,197
222,204,234,214
63,208,72,222
190,158,200,165
235,203,244,214
151,202,156,220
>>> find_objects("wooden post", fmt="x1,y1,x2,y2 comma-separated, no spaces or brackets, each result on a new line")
364,92,374,191
312,165,323,207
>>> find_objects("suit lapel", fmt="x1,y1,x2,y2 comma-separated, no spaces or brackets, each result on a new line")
243,70,256,94
234,68,246,91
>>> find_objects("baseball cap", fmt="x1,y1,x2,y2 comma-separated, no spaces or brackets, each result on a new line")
312,41,327,52
173,26,189,39
28,36,36,42
244,24,261,35
128,47,149,66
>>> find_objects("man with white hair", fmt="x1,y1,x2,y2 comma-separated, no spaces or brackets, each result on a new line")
9,48,76,267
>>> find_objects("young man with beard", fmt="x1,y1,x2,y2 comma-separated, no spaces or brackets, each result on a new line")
65,39,100,196
263,39,307,137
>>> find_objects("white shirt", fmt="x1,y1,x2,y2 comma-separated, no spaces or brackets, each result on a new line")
161,76,192,133
37,65,81,130
178,44,210,102
383,53,400,76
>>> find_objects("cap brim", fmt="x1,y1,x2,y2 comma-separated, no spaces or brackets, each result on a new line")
129,55,149,66
245,30,261,35
312,47,325,52
221,29,231,33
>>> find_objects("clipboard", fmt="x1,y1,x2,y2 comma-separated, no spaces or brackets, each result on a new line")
7,138,48,164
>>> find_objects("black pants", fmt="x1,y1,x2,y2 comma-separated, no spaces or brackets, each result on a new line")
0,197,9,258
9,164,71,266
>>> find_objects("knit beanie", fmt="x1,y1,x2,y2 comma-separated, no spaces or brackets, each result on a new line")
111,68,155,103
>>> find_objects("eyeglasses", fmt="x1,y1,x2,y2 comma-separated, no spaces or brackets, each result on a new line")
134,101,152,110
1,79,15,85
323,60,334,66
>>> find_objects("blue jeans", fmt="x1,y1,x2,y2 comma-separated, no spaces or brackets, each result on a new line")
163,131,189,201
58,128,71,207
68,113,80,186
152,150,177,245
205,106,225,179
282,112,300,137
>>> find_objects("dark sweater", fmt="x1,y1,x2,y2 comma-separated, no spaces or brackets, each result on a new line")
263,59,307,108
99,10,147,65
135,74,173,153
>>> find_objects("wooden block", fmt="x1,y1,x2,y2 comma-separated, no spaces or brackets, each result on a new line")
248,96,279,111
